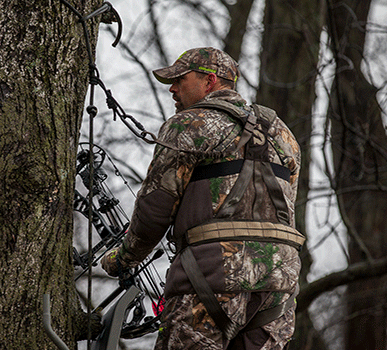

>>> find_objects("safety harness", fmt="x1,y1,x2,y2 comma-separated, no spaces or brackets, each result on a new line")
176,100,305,340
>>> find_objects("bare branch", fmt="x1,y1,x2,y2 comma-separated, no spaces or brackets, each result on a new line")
297,256,387,313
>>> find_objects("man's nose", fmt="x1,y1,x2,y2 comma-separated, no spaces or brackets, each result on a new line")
169,83,177,93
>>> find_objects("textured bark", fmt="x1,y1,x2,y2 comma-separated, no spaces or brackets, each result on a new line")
0,0,101,348
256,1,327,349
326,1,387,349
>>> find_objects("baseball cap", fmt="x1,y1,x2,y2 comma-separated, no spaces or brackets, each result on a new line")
152,47,240,84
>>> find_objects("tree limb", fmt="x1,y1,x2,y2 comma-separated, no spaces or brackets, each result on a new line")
297,257,387,313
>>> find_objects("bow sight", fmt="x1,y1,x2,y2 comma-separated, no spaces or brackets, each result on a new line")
73,143,167,348
73,143,128,275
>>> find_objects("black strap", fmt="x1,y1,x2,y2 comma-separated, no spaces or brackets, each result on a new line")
190,160,290,183
259,162,290,225
242,284,299,332
190,159,244,182
180,247,240,340
269,163,291,182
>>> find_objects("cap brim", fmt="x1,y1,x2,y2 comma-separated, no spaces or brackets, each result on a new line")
152,65,192,84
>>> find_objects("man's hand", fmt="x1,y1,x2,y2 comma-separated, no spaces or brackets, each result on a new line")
101,248,120,277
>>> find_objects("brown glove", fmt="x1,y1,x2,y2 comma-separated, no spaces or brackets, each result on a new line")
101,248,121,277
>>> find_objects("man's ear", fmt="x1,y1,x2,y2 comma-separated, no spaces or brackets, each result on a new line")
205,73,218,93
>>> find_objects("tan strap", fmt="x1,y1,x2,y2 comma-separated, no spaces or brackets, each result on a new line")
186,221,305,247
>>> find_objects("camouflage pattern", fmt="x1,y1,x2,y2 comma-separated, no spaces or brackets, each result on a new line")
154,293,296,350
221,241,301,295
154,293,246,350
153,47,240,84
105,88,301,349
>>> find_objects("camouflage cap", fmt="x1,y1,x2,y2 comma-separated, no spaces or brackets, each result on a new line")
152,47,240,84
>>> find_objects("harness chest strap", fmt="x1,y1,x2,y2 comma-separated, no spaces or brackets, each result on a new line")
186,221,305,248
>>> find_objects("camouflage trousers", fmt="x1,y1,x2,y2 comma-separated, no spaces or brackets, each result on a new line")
154,291,296,350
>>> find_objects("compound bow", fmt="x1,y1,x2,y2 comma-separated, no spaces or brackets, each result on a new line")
73,143,169,348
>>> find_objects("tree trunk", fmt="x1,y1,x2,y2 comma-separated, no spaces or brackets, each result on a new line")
0,0,101,348
257,1,328,348
223,0,255,61
327,1,387,349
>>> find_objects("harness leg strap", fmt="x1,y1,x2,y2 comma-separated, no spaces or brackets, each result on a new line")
180,246,300,340
242,284,299,333
180,247,240,340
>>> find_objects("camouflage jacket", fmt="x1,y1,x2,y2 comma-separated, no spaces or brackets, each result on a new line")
119,89,301,302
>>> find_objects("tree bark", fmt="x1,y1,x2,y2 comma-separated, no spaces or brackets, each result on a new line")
0,0,101,348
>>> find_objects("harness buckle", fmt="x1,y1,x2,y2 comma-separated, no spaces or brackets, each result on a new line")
277,210,289,224
224,320,240,340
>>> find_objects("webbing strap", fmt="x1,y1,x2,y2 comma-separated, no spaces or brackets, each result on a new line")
189,100,257,153
190,159,291,183
259,162,290,225
186,221,305,248
180,247,240,340
242,284,300,332
180,246,300,340
235,110,256,153
215,159,254,218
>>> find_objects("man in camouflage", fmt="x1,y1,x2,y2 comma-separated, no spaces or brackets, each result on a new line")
101,47,304,349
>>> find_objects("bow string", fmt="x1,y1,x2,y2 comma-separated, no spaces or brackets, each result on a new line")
73,143,168,339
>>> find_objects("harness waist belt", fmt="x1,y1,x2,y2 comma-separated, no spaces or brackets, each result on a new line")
186,221,305,247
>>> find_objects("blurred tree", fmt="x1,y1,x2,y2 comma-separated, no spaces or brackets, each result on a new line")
43,0,386,349
257,0,387,349
256,1,328,348
327,1,387,349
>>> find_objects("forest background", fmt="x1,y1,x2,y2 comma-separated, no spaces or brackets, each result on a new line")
1,0,387,350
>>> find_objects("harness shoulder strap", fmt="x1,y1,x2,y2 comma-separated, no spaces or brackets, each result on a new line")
190,100,258,153
215,159,254,218
258,162,290,225
252,104,277,124
190,100,248,122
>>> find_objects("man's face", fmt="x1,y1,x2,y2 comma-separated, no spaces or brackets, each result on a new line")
169,72,208,112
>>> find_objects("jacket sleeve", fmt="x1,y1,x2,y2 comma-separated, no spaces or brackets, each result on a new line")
117,106,244,267
117,114,201,267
